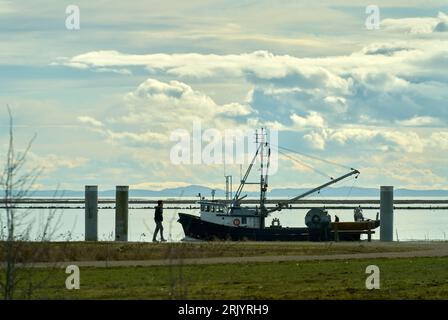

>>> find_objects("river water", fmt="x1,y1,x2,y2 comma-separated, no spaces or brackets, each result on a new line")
6,197,448,242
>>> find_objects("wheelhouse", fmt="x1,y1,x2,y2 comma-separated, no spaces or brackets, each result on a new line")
198,200,263,228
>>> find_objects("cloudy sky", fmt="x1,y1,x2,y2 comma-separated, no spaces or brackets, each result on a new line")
1,0,447,192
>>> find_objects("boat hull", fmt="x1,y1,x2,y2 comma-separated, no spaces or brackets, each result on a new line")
178,213,367,241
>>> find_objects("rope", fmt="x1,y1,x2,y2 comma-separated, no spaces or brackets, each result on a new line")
273,143,361,198
272,144,353,171
346,176,357,200
278,150,332,179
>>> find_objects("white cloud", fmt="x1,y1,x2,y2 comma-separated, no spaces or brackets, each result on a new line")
430,132,448,149
58,50,354,88
396,116,442,127
382,12,448,34
77,78,255,147
94,68,132,75
28,153,88,172
380,164,446,186
60,38,448,180
329,128,379,144
381,131,425,153
104,129,168,145
218,102,253,117
304,132,326,150
329,128,425,153
60,37,448,128
78,116,104,127
23,8,448,189
0,1,15,14
290,111,326,129
121,78,251,129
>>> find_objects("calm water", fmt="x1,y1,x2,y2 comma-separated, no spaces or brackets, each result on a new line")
8,197,448,242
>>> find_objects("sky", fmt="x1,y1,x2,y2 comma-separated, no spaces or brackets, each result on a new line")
0,0,447,192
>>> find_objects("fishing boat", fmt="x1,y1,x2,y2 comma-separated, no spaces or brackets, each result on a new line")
178,129,380,241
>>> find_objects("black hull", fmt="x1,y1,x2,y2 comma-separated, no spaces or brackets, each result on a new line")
178,213,362,241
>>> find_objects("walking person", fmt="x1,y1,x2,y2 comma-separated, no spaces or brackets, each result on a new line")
153,200,167,242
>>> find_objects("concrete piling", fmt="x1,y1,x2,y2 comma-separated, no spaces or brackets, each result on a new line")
380,186,394,241
85,185,98,241
115,185,129,241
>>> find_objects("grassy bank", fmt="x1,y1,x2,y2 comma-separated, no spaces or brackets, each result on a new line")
0,241,434,263
12,256,448,299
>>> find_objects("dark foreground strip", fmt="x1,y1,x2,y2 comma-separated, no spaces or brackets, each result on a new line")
2,300,444,319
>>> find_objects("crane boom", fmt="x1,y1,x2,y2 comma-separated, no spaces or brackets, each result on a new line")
267,168,360,213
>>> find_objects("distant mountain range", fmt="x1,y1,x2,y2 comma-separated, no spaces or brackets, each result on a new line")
29,185,448,198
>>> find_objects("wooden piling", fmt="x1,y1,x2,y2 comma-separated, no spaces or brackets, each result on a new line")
380,186,394,241
85,185,98,241
115,185,129,241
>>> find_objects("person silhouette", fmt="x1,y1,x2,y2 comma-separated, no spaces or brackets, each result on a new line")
153,200,167,242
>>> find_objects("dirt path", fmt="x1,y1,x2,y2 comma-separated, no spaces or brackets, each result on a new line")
13,242,448,269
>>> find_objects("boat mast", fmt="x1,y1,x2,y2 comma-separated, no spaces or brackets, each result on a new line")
258,129,269,209
230,128,270,230
231,138,261,207
258,128,270,228
258,129,263,207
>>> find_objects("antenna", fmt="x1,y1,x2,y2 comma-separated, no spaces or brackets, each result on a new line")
225,175,232,201
223,151,226,177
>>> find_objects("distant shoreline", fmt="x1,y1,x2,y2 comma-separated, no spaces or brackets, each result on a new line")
2,198,447,210
11,185,448,199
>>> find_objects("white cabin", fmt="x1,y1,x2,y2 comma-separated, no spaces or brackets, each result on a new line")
199,200,262,229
